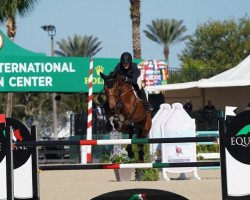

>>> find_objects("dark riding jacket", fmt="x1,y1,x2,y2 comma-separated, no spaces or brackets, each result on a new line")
113,62,140,85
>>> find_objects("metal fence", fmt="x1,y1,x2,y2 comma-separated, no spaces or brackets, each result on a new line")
189,110,224,131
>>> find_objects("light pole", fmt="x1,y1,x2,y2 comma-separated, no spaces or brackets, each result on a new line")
41,25,58,139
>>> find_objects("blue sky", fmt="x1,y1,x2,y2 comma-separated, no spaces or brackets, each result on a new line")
1,0,250,68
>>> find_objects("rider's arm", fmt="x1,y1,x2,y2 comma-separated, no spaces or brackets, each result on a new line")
126,63,140,85
110,64,119,75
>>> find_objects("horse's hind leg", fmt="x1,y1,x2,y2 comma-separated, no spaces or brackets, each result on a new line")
138,133,145,162
138,144,144,162
137,128,147,162
126,124,135,159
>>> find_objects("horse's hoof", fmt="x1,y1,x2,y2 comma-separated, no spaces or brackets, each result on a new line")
113,122,119,129
105,123,113,132
119,114,124,121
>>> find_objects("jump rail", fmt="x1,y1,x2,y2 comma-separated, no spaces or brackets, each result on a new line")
39,161,220,170
15,136,218,147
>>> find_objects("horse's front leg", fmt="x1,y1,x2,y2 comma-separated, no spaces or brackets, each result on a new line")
104,118,113,132
101,101,114,133
138,144,144,162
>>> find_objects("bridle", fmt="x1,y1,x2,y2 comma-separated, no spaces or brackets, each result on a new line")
105,77,138,122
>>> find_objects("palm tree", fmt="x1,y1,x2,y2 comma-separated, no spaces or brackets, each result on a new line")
144,18,190,61
55,34,102,57
130,0,141,59
0,0,39,117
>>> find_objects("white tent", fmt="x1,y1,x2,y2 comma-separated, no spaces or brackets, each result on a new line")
199,55,250,88
145,56,250,112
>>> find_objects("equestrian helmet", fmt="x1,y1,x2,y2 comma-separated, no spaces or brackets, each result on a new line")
120,52,132,64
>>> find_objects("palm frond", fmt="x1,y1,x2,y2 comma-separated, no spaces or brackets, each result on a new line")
144,18,189,47
55,34,102,57
143,18,189,60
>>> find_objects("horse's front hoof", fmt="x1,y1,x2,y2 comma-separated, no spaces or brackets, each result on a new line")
105,122,113,132
118,114,124,121
113,122,119,130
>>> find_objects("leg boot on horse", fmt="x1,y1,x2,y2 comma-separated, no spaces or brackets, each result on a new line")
126,144,134,159
125,125,135,159
136,128,147,162
138,144,145,162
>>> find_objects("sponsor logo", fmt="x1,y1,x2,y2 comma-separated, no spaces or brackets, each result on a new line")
129,193,146,200
0,118,32,169
84,65,104,84
225,110,250,165
175,146,183,156
13,129,23,141
95,65,104,76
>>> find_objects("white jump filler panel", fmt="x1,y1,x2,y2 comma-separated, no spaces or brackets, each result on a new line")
160,103,200,181
149,103,171,161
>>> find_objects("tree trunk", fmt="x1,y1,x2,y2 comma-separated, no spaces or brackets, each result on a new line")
6,18,16,40
130,0,141,59
6,93,13,117
5,17,16,117
164,47,169,62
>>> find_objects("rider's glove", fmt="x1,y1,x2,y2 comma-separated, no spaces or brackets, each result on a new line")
120,75,128,82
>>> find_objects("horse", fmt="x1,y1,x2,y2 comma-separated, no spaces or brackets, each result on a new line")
100,72,152,162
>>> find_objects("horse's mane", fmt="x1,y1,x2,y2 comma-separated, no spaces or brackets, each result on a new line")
104,72,117,88
104,72,129,89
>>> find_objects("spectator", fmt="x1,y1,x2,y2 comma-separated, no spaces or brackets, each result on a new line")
183,100,193,115
93,103,106,134
203,100,216,130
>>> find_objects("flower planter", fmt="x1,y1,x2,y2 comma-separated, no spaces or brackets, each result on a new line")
114,168,133,181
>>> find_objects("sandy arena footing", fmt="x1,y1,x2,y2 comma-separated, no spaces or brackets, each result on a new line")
39,168,221,200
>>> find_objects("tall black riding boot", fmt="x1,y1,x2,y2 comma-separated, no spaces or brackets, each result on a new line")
138,88,153,111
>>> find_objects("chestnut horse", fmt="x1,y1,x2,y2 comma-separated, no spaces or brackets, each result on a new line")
100,72,152,161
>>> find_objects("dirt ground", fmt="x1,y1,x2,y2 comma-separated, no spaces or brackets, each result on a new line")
39,168,222,200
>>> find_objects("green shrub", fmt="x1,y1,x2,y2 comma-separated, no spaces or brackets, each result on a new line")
196,144,219,153
132,143,160,181
110,148,132,164
141,168,160,181
100,154,110,163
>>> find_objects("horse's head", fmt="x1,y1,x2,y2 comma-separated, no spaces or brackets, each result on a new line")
100,72,118,109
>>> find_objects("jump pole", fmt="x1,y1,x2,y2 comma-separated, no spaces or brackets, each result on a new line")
81,58,93,164
15,136,218,147
39,161,220,171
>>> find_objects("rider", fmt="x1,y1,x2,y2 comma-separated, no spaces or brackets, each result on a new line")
112,52,152,111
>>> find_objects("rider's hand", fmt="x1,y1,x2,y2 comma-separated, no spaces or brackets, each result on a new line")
120,75,128,82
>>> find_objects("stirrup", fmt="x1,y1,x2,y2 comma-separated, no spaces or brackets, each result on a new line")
144,102,153,111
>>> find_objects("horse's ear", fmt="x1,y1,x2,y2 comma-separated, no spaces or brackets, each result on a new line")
100,72,107,80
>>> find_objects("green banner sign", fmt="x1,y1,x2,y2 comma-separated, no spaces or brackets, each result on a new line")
0,56,142,93
0,29,145,93
0,56,89,92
